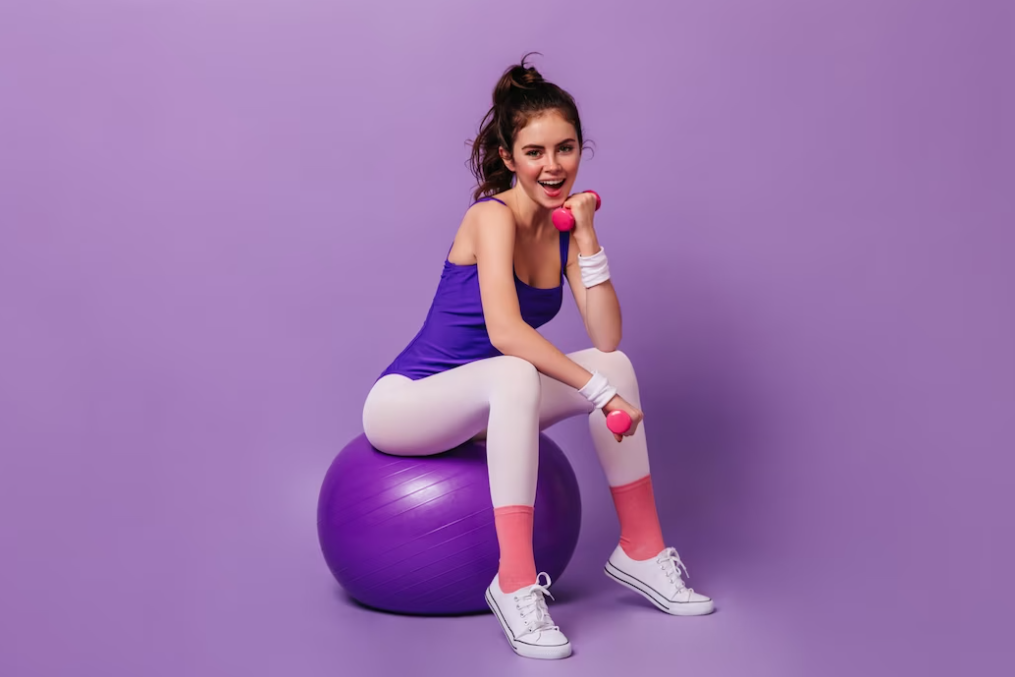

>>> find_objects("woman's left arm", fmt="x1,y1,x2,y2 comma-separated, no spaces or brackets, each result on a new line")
563,193,622,352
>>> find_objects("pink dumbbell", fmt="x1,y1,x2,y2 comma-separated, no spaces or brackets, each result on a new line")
552,190,602,232
606,409,632,435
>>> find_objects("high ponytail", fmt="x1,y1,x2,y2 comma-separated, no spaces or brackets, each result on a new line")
468,53,586,202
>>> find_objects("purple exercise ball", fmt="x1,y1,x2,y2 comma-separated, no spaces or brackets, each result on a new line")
317,433,582,615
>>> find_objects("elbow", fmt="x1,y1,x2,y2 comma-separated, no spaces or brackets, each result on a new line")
489,323,523,355
594,339,621,353
591,328,622,354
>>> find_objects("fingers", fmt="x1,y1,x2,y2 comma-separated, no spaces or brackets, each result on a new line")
565,192,597,211
613,419,640,443
624,415,642,437
603,397,643,442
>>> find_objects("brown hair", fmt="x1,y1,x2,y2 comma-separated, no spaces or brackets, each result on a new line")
468,53,588,201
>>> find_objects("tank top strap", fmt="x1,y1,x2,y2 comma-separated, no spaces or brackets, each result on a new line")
558,229,569,279
467,197,567,279
473,196,508,207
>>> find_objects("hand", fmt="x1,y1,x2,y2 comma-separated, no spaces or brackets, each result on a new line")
602,395,643,442
562,191,599,235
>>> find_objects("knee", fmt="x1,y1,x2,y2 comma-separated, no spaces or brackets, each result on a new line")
361,386,388,451
361,377,406,453
490,355,541,407
587,347,635,379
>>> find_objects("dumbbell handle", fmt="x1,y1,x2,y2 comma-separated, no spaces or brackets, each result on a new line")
606,409,632,435
552,190,602,232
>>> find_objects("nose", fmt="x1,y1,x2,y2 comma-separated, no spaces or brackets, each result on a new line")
545,153,562,173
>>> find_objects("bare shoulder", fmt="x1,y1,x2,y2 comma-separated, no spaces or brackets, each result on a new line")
448,198,516,265
466,198,514,228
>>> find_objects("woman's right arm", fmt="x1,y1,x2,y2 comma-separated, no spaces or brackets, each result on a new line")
472,204,596,391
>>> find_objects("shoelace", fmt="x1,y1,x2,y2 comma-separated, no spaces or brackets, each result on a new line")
657,547,694,593
514,572,559,633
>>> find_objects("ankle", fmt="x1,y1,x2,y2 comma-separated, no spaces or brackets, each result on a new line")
494,505,537,595
610,475,666,561
498,573,537,594
619,538,665,561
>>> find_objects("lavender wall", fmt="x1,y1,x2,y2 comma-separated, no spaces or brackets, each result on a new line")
2,1,1011,676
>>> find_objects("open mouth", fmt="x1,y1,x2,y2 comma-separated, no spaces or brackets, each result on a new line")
538,179,565,197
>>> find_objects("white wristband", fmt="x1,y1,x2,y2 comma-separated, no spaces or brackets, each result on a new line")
578,371,618,410
578,246,610,288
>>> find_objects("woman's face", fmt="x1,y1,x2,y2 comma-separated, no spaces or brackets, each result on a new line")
501,110,581,210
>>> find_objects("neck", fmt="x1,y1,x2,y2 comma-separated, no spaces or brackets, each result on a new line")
505,186,552,235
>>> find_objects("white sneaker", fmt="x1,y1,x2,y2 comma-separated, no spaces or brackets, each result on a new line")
605,545,715,616
485,572,572,659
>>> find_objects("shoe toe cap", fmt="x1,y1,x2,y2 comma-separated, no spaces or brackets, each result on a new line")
688,590,712,603
670,588,713,605
522,627,570,647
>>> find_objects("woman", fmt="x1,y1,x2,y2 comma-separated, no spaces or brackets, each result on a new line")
362,56,714,660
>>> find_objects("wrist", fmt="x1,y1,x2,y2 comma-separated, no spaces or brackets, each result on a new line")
578,245,610,288
574,231,600,256
601,394,621,410
578,370,618,410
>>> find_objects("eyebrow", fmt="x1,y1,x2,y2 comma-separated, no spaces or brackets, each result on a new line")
521,138,577,150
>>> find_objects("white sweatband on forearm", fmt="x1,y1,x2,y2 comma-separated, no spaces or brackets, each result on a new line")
578,246,610,288
578,371,618,410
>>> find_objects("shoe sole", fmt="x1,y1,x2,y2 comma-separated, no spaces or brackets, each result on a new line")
485,587,572,660
604,561,715,616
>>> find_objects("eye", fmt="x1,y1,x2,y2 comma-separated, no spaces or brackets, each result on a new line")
559,144,574,153
526,150,541,157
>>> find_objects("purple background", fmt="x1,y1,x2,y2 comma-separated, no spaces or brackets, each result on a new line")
1,1,1012,675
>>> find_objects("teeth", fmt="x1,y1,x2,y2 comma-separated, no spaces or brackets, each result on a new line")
540,180,564,187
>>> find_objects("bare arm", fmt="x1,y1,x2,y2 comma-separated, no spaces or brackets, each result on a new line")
473,204,595,390
564,228,622,352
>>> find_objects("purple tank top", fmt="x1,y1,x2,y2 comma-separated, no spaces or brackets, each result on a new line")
378,197,568,381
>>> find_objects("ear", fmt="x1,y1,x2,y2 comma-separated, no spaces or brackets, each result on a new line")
498,146,516,173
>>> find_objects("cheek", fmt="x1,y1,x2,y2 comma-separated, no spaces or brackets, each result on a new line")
519,161,542,181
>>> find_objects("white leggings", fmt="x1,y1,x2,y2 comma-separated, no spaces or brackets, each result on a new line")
362,348,651,507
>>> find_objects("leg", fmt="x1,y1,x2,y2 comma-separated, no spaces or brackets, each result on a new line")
363,358,573,658
535,348,665,559
468,348,650,484
363,355,541,508
363,357,542,590
537,347,651,485
537,349,714,615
